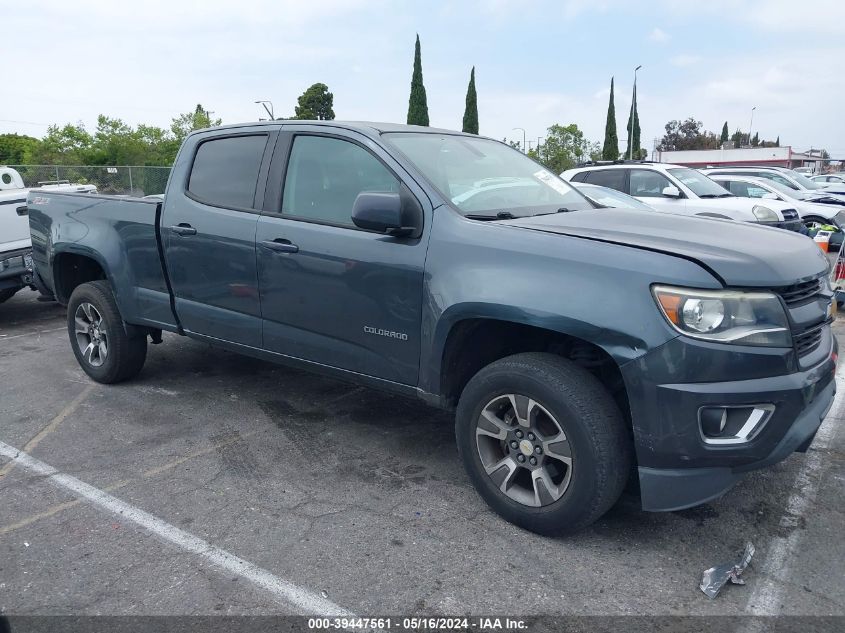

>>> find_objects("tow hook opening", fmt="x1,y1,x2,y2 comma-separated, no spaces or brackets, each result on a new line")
698,405,774,445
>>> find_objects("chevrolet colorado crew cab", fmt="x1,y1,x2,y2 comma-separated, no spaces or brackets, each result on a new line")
28,122,837,535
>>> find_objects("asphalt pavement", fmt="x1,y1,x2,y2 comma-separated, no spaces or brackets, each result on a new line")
1,288,844,621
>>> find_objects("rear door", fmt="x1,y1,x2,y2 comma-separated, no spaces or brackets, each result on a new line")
161,130,274,347
255,128,429,385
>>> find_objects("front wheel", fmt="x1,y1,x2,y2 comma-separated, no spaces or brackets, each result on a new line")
455,353,632,535
67,281,147,383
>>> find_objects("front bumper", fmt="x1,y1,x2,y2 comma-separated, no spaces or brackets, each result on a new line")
0,248,34,292
623,332,837,512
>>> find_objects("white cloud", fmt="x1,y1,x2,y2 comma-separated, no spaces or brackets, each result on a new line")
648,27,670,42
670,54,702,67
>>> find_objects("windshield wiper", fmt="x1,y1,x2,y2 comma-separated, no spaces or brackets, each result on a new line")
699,193,734,199
533,207,580,216
465,211,516,220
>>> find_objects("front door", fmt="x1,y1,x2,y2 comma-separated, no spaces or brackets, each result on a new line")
256,132,428,385
628,168,688,215
161,132,271,347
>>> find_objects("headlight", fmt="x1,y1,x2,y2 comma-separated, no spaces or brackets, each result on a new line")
652,285,792,347
752,205,779,222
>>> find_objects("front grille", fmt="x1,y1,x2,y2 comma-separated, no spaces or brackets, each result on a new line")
775,278,822,306
781,208,799,221
794,327,824,357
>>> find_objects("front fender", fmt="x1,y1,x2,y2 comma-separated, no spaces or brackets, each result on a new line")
417,208,722,396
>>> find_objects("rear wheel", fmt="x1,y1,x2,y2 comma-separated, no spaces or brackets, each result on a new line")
455,352,631,535
67,281,147,383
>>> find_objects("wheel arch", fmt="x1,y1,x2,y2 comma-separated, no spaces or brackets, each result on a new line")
426,305,639,421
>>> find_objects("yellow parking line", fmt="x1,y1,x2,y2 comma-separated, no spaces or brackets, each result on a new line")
0,384,95,479
0,430,259,534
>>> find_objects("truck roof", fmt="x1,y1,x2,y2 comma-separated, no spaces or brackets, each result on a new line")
188,120,482,140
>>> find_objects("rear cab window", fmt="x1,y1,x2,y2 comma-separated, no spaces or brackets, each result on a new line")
187,135,268,209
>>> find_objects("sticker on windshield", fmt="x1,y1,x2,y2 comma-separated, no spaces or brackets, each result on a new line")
533,170,571,196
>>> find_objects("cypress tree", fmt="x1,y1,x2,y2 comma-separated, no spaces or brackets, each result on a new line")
462,67,479,134
775,136,780,147
720,121,729,146
625,83,641,159
601,77,618,160
407,34,430,126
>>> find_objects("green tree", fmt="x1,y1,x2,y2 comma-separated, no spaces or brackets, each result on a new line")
528,123,599,173
731,128,744,147
0,133,41,164
658,118,720,151
625,82,642,159
602,77,619,160
294,83,335,120
776,136,780,147
462,67,478,134
170,104,222,143
407,34,429,126
751,132,759,147
28,123,95,164
720,121,729,146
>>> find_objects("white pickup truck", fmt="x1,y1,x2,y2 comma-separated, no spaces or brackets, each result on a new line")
0,166,96,303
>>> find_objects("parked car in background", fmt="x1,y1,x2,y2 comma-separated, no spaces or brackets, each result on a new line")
1,166,96,303
561,161,803,231
701,166,845,198
708,174,845,230
572,183,656,211
25,121,837,535
811,174,845,186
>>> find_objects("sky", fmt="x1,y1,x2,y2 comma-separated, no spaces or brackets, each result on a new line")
2,0,844,158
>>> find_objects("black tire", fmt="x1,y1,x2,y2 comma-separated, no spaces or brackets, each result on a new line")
455,352,631,536
0,288,18,304
67,280,147,384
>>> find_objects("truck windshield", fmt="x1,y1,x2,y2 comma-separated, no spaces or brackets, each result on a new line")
667,167,733,198
384,133,594,218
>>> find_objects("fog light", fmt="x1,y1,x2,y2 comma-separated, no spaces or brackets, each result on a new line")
698,405,774,445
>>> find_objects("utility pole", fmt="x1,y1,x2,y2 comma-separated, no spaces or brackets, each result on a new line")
513,127,526,153
629,65,642,160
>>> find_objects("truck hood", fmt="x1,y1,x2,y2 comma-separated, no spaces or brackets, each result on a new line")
503,209,828,287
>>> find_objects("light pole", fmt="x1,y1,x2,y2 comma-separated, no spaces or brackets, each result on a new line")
255,100,275,120
629,65,642,160
513,127,526,153
748,106,756,147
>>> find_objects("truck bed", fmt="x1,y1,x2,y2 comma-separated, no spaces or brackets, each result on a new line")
28,190,179,332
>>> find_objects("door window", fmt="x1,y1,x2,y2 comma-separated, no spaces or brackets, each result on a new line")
629,170,673,197
187,135,268,209
281,135,400,227
583,169,626,192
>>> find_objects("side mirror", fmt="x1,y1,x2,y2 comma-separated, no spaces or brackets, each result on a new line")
352,191,420,237
662,186,682,198
762,192,779,200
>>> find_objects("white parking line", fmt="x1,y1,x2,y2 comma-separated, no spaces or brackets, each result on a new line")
746,373,844,615
0,440,355,616
0,326,66,341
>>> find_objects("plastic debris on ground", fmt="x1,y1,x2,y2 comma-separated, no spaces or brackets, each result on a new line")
699,542,755,599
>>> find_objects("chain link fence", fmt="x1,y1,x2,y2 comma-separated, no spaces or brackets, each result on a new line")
8,165,172,196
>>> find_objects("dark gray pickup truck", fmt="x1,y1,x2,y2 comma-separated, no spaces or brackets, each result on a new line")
28,121,837,535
